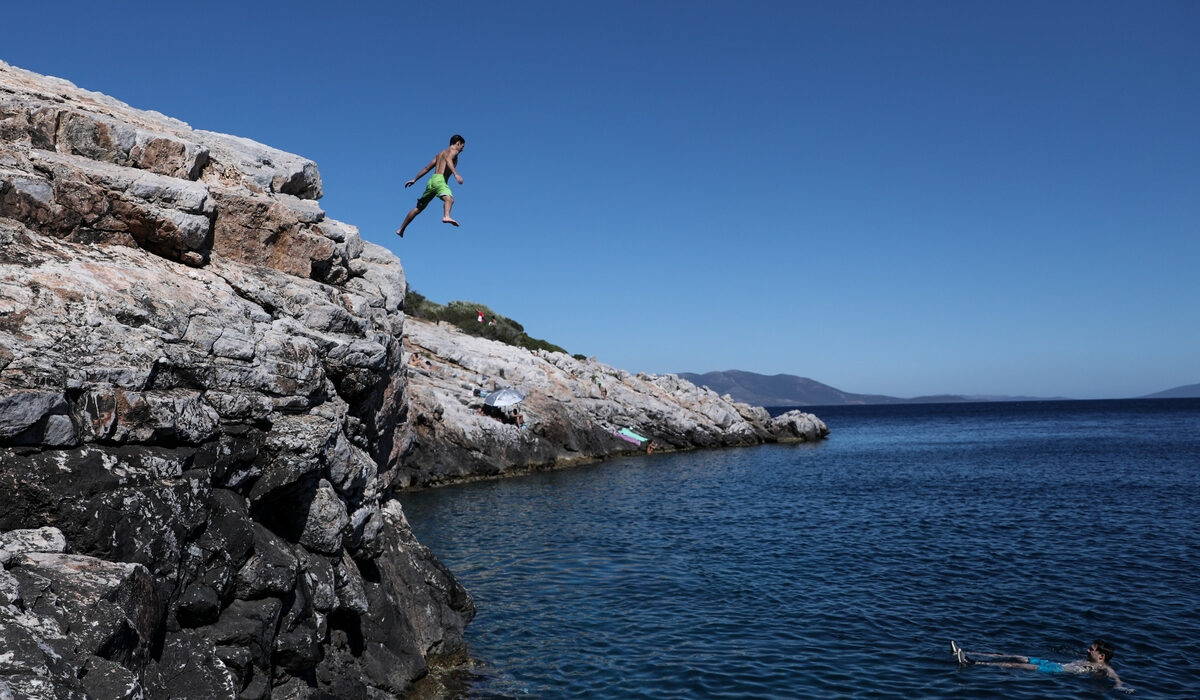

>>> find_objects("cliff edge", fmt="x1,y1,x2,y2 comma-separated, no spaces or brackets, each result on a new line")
1,62,471,698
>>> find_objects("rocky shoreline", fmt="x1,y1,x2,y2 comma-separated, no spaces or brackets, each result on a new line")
401,317,828,489
0,61,825,698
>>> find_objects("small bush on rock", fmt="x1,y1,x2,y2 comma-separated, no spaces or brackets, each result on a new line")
404,289,570,355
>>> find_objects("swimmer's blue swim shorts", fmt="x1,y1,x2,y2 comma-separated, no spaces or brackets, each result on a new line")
1028,657,1064,674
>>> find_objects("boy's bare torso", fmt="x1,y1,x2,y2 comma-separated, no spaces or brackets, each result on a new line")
433,148,458,178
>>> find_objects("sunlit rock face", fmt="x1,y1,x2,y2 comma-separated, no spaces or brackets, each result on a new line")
0,61,472,698
401,317,828,487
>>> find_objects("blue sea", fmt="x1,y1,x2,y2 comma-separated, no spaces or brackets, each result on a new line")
399,399,1200,698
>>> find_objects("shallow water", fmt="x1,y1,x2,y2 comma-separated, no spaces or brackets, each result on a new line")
400,399,1200,698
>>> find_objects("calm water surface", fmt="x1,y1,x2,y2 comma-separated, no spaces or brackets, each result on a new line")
400,399,1200,698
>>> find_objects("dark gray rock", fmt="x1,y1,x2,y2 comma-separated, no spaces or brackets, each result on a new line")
233,524,299,600
196,597,283,689
143,631,238,699
80,657,145,700
0,552,161,699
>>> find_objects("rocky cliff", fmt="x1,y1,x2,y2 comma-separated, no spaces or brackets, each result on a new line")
0,62,471,699
400,318,828,487
0,61,827,698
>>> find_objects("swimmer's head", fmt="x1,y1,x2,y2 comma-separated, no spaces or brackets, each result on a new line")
1088,639,1115,663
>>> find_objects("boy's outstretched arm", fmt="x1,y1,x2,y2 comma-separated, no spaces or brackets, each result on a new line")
446,156,463,185
405,157,437,188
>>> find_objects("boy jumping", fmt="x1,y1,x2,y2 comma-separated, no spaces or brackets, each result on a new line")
951,639,1126,691
396,134,465,237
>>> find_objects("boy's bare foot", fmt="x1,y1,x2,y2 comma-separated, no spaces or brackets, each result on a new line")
442,217,459,227
396,228,405,238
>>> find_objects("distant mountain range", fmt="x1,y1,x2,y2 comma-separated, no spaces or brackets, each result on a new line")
676,370,1199,407
675,370,1053,407
1141,382,1200,399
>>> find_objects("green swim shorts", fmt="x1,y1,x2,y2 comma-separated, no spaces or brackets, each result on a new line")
417,173,453,208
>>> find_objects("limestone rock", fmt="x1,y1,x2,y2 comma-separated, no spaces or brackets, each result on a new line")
0,527,66,566
770,409,830,443
400,318,829,486
1,61,471,697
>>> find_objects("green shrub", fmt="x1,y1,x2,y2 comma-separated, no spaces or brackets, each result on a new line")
403,288,570,355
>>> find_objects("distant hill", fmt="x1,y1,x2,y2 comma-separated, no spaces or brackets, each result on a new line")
1142,382,1200,399
677,371,896,406
677,370,1054,407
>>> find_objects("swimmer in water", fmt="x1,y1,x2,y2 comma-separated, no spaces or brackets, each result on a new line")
951,639,1126,691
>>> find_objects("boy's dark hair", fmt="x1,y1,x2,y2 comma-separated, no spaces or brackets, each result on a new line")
450,134,465,146
1093,639,1115,662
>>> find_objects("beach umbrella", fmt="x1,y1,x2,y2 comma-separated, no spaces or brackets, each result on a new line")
483,388,525,408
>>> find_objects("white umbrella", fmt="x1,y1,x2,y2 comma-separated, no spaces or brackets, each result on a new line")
483,387,525,408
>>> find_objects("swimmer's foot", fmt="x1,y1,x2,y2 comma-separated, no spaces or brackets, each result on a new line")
951,641,969,665
442,217,459,227
396,228,405,238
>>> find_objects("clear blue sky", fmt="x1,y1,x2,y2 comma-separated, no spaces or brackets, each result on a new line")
5,1,1197,399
